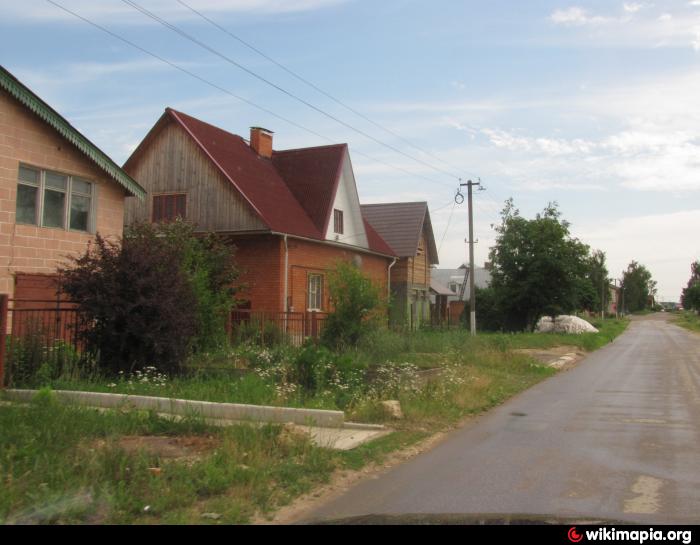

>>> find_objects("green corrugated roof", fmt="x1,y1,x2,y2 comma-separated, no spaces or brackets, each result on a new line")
0,65,145,200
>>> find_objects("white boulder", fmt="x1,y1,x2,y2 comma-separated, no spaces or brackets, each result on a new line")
536,315,599,334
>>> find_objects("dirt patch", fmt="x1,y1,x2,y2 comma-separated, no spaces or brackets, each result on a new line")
513,346,586,370
94,435,219,463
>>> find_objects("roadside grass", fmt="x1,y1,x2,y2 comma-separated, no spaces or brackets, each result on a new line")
0,391,338,524
2,318,629,524
15,319,629,412
674,311,700,333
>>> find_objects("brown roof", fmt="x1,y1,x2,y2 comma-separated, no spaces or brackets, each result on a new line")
272,144,347,235
125,109,396,257
361,202,438,264
168,109,321,240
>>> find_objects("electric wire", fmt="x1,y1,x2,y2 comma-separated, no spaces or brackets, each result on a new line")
176,0,468,180
120,0,461,186
44,0,459,191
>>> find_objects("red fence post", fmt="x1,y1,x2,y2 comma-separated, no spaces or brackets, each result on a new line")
311,311,318,340
0,294,8,389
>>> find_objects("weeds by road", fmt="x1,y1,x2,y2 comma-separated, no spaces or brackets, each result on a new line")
1,318,629,524
674,311,700,333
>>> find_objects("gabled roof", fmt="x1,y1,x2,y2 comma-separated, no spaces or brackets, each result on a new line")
0,65,145,199
363,218,396,257
272,144,347,235
361,202,439,264
125,108,396,257
164,109,321,240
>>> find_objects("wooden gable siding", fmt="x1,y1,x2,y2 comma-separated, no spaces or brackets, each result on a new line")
124,121,266,233
390,231,431,288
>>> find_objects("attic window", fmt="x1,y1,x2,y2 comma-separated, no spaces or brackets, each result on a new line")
152,193,186,223
333,209,344,235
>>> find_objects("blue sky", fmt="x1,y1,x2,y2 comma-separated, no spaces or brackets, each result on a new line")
2,0,699,302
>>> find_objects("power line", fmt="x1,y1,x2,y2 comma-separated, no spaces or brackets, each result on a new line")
44,0,457,190
176,0,467,180
438,200,458,255
120,0,461,185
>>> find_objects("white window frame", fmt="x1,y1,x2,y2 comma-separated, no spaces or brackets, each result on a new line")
307,273,324,311
16,164,96,234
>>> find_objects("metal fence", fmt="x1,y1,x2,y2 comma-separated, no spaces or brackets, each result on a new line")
0,294,332,387
228,309,329,346
0,295,90,387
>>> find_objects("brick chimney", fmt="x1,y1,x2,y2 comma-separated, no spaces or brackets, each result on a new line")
250,127,273,158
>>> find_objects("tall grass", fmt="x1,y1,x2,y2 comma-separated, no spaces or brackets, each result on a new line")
674,312,700,333
0,390,336,524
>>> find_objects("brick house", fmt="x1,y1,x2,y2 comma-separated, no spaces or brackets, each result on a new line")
361,202,438,329
0,65,145,301
123,108,396,314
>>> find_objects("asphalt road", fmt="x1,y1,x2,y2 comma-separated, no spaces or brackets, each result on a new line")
304,314,700,524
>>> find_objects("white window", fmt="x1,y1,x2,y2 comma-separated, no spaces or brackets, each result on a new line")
307,274,323,311
16,165,95,233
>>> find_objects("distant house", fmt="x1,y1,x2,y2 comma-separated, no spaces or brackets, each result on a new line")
607,283,621,316
124,109,395,315
0,65,145,302
361,202,438,329
431,264,493,324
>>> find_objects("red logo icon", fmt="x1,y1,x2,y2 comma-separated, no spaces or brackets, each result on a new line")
568,527,584,543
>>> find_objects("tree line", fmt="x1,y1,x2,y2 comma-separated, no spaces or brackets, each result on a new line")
472,199,659,332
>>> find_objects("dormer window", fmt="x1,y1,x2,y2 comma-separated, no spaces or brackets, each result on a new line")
333,209,344,235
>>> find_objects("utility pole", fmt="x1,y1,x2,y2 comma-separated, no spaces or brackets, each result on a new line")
460,179,482,336
601,275,605,320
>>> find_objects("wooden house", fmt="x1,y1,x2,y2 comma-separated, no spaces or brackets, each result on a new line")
361,202,438,329
124,109,396,315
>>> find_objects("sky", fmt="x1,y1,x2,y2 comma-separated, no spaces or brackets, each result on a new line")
1,0,699,302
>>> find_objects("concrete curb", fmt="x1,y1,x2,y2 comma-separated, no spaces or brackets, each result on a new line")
4,389,346,428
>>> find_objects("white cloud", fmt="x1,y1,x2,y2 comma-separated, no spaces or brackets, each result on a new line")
550,7,611,26
548,3,700,52
624,3,644,13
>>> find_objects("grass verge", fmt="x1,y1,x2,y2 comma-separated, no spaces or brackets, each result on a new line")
2,318,629,524
673,311,700,333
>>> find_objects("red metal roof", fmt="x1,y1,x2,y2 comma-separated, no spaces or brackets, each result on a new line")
168,109,321,240
149,109,395,257
363,218,397,256
272,144,347,235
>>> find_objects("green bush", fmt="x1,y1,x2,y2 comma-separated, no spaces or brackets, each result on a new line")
6,320,95,388
59,221,238,376
321,261,384,350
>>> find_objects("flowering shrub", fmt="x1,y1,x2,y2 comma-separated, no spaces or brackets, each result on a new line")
107,366,168,391
366,362,422,399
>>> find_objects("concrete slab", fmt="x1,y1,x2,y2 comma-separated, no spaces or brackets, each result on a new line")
0,390,389,451
4,389,345,428
303,427,392,451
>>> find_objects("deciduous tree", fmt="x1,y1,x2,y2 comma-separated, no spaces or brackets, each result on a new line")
488,200,591,331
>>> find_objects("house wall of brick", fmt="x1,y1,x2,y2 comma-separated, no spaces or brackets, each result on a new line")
230,233,390,313
0,91,128,299
287,238,389,313
229,234,284,312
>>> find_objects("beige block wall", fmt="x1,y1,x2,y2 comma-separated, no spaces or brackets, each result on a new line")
0,91,127,297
